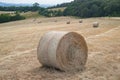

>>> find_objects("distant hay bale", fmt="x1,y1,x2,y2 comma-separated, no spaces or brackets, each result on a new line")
79,19,83,23
38,21,42,23
54,20,57,22
33,18,37,22
66,21,70,24
37,31,88,72
93,22,99,28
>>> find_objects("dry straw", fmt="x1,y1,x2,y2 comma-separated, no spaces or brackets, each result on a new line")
37,31,88,72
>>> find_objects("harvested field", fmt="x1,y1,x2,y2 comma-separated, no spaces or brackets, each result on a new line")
0,17,120,80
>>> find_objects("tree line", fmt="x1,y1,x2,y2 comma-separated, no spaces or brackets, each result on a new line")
0,3,43,12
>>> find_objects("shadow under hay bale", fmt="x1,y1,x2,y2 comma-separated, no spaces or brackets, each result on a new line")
66,21,70,24
37,31,88,72
40,66,63,72
40,64,85,73
93,22,99,28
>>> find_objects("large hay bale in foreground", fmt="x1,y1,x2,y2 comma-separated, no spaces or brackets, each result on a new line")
93,22,99,28
37,31,88,72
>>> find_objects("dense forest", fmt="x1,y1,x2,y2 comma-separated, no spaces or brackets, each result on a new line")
63,0,120,17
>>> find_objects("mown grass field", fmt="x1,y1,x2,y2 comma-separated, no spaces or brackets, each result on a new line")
0,16,120,80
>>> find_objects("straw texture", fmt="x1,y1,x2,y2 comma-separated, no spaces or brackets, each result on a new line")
37,31,88,71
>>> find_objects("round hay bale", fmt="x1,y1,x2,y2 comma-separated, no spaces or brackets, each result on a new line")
38,21,42,23
37,31,88,72
54,20,57,22
66,21,70,24
93,22,99,28
79,20,83,23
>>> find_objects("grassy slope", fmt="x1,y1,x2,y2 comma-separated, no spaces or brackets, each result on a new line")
20,11,44,18
48,7,66,11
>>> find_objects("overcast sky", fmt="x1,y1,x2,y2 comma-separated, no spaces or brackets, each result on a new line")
0,0,74,5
